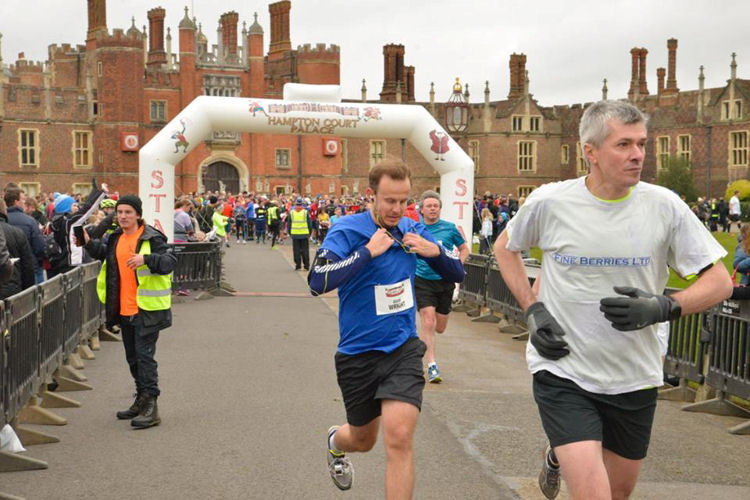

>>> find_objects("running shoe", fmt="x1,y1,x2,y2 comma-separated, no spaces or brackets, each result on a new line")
427,364,442,383
538,445,561,499
327,426,353,490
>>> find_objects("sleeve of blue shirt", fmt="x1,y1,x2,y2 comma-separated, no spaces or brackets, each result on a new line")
308,220,372,294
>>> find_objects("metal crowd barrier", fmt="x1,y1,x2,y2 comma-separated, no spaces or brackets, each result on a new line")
170,241,222,291
62,268,83,359
457,254,490,306
5,286,40,426
706,300,750,400
80,262,102,340
0,302,6,428
457,253,750,433
39,275,65,383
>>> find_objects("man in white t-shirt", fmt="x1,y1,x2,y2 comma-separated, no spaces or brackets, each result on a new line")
494,100,732,500
729,190,741,232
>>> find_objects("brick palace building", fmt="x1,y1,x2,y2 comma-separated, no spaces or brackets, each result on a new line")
0,0,748,200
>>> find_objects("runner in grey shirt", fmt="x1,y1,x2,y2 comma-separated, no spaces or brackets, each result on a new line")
494,100,732,500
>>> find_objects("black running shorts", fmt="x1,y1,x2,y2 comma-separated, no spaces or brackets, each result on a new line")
532,370,657,460
334,337,426,426
415,276,455,315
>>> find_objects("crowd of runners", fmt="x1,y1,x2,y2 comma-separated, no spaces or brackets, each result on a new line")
4,99,739,500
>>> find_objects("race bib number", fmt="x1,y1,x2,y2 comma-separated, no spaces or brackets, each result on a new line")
374,278,414,316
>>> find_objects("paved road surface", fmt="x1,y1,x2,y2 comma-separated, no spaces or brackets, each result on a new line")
3,240,749,499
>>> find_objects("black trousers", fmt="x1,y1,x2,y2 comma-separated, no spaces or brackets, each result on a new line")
292,238,310,269
269,221,280,246
120,316,161,397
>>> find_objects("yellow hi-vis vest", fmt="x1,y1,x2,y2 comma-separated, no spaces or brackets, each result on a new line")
289,209,310,236
97,239,172,310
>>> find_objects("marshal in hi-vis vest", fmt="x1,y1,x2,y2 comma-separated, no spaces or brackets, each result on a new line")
97,239,172,311
289,209,310,236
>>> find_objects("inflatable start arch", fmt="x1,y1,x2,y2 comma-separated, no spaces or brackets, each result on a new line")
139,84,475,242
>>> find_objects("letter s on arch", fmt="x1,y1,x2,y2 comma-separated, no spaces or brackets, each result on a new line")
455,178,467,197
151,170,164,189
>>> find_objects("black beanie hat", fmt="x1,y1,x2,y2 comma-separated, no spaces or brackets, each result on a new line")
116,194,143,216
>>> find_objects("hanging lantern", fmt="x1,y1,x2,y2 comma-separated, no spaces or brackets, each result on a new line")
444,77,469,134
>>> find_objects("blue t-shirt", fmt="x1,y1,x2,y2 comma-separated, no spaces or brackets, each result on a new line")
416,219,465,280
321,212,440,355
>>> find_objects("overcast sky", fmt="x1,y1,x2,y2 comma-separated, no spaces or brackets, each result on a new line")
1,0,746,106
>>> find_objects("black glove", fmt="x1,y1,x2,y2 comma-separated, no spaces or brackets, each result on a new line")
524,302,570,360
599,286,682,331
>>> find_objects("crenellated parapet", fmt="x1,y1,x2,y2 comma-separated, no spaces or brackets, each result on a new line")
94,28,145,49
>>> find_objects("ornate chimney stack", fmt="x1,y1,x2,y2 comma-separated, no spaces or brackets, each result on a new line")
361,79,367,102
628,48,639,100
657,67,666,95
508,53,526,100
666,38,678,91
602,78,608,100
147,7,167,68
429,82,435,115
638,48,649,95
731,52,737,81
268,1,291,57
697,65,705,123
87,0,107,40
220,11,239,58
380,44,406,102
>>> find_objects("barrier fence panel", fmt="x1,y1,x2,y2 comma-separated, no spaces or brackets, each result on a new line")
62,267,82,359
39,274,65,381
171,242,221,290
80,262,101,340
0,301,6,427
707,301,750,400
485,260,539,323
663,311,706,383
5,286,39,422
458,254,490,306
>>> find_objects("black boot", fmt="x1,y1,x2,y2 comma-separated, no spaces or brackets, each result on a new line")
116,393,144,420
131,395,160,429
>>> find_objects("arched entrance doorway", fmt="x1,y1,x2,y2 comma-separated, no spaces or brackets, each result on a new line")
202,161,239,194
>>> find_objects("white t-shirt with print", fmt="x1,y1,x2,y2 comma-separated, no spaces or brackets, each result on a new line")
729,195,741,216
506,177,726,394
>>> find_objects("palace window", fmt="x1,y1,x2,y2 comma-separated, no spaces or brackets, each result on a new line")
561,144,569,165
468,140,480,172
73,131,93,168
275,148,291,169
72,183,92,196
19,129,39,167
529,116,541,132
19,183,40,198
369,140,386,167
730,131,749,167
517,141,536,172
735,100,743,120
722,101,730,120
657,136,670,169
576,142,587,176
150,100,167,122
511,115,523,132
677,135,691,163
518,185,536,198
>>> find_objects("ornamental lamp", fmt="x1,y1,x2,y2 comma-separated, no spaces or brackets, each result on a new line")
444,77,469,134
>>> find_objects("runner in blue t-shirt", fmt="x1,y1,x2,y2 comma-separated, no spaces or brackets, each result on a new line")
308,160,464,496
415,190,469,383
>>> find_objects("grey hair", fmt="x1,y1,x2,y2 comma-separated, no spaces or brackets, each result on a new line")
579,100,648,149
420,190,442,207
